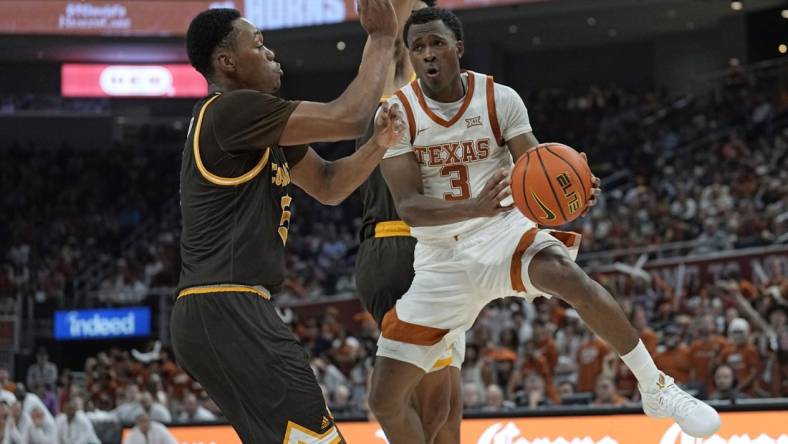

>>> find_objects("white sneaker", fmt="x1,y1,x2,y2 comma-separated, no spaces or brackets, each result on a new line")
640,372,721,438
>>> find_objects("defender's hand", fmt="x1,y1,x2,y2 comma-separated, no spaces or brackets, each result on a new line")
371,103,404,149
358,0,398,38
465,168,512,218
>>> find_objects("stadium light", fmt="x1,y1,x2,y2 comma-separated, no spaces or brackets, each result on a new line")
730,1,743,11
781,9,788,19
779,44,787,54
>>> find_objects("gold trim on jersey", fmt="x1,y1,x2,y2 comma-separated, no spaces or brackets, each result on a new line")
193,94,270,186
374,220,411,238
177,284,271,300
430,357,453,371
282,420,341,444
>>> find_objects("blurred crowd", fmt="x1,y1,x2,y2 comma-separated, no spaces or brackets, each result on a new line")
549,69,788,255
0,345,219,442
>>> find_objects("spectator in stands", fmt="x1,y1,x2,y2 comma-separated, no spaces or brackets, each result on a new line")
533,321,558,370
592,375,632,407
576,329,611,393
767,329,788,397
139,391,171,424
511,374,550,408
509,340,558,404
177,393,216,423
15,383,56,441
720,318,762,395
707,364,746,401
56,397,100,444
0,369,14,393
113,385,142,424
0,403,7,443
310,358,347,396
462,383,483,411
689,314,729,394
27,348,58,391
655,324,692,385
123,413,177,444
482,384,514,411
25,407,56,444
329,385,353,416
34,384,57,417
4,401,31,442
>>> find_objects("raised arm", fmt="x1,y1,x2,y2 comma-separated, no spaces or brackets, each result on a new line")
290,104,404,205
360,0,419,95
279,0,398,146
380,154,512,227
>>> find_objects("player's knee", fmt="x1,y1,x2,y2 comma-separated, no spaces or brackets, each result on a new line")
368,384,403,422
420,397,450,437
530,247,592,304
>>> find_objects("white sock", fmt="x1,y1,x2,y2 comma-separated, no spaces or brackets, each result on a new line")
620,340,660,390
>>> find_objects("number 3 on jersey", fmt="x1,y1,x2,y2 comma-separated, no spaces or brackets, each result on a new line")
441,164,471,200
278,195,292,245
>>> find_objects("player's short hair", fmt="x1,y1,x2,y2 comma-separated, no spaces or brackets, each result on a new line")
404,7,464,48
422,0,437,6
186,8,242,78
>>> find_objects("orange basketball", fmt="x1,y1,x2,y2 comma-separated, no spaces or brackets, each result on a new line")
511,143,594,227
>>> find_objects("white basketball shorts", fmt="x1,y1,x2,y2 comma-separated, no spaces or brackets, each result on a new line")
376,210,580,372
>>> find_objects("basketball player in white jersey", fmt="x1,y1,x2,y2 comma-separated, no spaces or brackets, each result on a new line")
356,1,464,442
368,7,721,444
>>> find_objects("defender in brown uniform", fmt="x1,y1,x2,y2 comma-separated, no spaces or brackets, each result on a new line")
355,1,462,443
170,3,403,443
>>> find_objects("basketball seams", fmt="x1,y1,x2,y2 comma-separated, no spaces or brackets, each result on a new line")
535,147,568,222
520,151,540,224
544,145,589,203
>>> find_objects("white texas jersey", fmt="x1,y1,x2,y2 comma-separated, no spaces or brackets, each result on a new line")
384,70,533,241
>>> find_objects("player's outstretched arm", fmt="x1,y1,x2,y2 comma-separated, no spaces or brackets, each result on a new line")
381,157,513,227
290,103,405,206
360,0,418,95
279,0,398,146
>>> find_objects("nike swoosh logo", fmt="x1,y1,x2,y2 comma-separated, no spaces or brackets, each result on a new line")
531,191,556,221
417,128,429,135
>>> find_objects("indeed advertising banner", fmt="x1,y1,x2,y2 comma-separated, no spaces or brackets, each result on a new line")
160,411,787,444
54,307,151,340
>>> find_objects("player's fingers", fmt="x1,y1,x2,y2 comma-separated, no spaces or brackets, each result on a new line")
592,175,601,188
392,116,404,134
495,186,511,203
489,179,510,201
480,173,500,194
387,103,399,117
379,101,390,114
580,152,588,162
484,169,509,196
496,204,515,213
375,110,389,128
